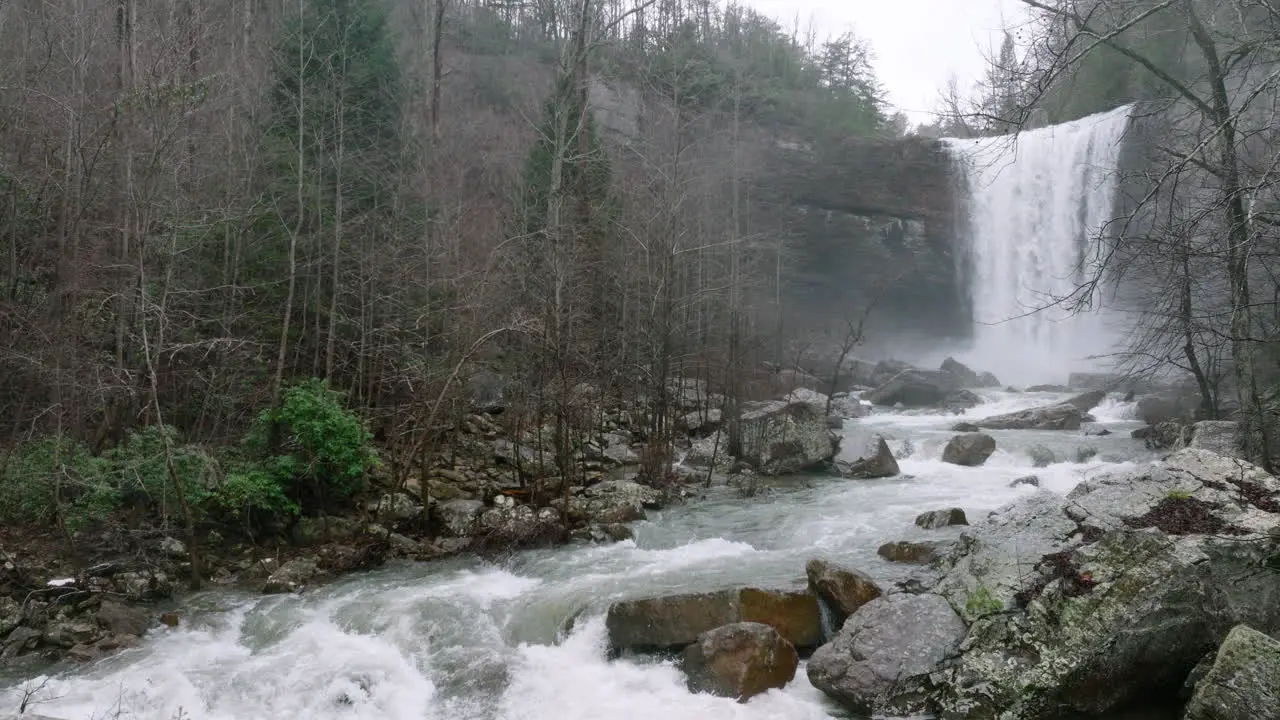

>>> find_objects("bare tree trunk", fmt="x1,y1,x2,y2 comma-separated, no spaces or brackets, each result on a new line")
274,0,306,402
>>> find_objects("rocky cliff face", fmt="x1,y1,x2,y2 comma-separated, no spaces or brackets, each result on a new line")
589,73,971,344
761,136,968,343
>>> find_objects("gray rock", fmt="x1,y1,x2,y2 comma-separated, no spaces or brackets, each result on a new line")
1028,444,1056,467
112,570,174,601
951,422,980,432
932,490,1079,623
43,620,101,648
864,370,957,407
607,588,823,653
261,558,319,594
95,601,150,637
291,515,361,546
926,449,1280,719
735,401,837,475
836,429,899,479
977,402,1084,430
1184,625,1280,720
940,357,982,388
941,389,984,411
976,371,1001,387
563,480,664,526
941,432,996,466
2,626,41,658
681,408,722,433
1010,475,1040,488
602,432,641,465
1145,420,1184,450
915,508,968,529
159,536,187,559
430,499,486,537
1065,389,1108,413
682,622,799,701
806,559,883,624
807,594,966,714
369,492,422,523
1178,420,1241,458
829,394,871,419
877,541,946,564
473,505,564,552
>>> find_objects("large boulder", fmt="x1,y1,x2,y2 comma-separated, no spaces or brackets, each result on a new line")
976,402,1084,430
915,508,968,529
735,401,837,475
1178,420,1241,458
682,622,799,701
941,432,996,466
430,499,486,537
916,449,1280,720
864,370,957,408
261,558,319,594
1065,389,1108,413
869,359,915,387
836,429,899,479
940,357,981,388
877,541,945,564
95,601,151,637
940,357,1000,389
805,559,883,625
1184,624,1280,720
606,588,823,653
472,505,565,553
806,593,966,714
829,394,871,419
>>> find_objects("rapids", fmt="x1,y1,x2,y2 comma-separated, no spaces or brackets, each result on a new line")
1,390,1161,720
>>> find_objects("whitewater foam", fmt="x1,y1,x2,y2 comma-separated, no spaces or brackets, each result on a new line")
946,105,1134,386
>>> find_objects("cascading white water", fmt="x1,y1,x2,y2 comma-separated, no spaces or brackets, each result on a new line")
945,105,1133,386
0,389,1159,720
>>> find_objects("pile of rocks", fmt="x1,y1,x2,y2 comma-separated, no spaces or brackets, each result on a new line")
0,556,179,668
801,447,1280,719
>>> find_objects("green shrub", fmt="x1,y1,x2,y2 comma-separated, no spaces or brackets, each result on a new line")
0,435,113,530
244,378,379,514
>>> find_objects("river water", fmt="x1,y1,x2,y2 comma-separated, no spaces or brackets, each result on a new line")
1,390,1158,720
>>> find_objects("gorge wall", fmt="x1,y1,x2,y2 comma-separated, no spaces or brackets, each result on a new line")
760,136,969,350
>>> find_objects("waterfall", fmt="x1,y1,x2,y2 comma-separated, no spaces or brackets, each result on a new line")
944,105,1133,386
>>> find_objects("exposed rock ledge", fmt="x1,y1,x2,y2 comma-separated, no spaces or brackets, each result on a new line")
805,448,1280,719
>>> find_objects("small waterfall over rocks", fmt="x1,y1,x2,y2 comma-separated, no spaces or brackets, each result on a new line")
945,105,1134,386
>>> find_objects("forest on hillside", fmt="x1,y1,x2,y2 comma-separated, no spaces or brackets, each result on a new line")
0,0,896,542
4,0,1280,557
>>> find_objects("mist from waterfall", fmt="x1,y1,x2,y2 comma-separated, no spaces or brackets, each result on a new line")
944,105,1133,386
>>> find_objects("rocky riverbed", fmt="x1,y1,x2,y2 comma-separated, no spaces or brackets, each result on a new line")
0,360,1275,720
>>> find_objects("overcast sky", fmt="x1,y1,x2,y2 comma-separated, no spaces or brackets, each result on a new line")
744,0,1028,126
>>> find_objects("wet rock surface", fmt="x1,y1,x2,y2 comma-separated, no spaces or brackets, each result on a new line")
941,432,996,466
805,559,883,625
915,508,968,529
836,429,900,479
876,449,1280,719
806,593,965,713
681,622,799,701
606,587,823,653
735,401,838,475
1183,624,1280,720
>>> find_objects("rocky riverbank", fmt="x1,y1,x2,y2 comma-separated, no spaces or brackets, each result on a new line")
0,371,857,674
594,445,1280,717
